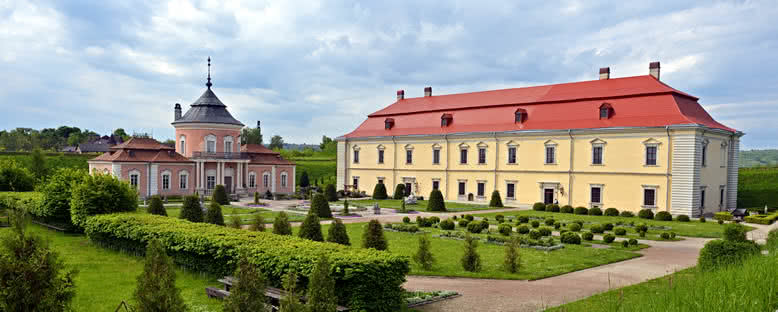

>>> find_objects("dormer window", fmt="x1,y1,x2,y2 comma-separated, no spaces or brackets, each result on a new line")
441,114,453,127
599,103,613,119
385,118,395,130
515,108,527,123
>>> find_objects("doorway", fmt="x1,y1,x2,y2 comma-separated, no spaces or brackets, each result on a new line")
224,177,233,194
544,188,554,204
405,183,412,196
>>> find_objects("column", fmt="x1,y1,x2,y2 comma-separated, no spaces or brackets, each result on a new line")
220,162,225,186
271,165,277,193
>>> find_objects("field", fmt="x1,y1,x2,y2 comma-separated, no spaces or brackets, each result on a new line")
737,166,778,208
293,159,336,186
337,199,509,213
739,149,778,167
0,152,93,171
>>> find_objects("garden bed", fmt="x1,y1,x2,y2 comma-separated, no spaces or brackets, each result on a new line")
405,290,460,308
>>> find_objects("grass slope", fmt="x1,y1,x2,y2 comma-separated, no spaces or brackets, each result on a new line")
738,166,778,208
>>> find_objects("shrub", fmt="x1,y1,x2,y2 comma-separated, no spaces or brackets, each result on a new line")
37,168,88,227
327,219,350,246
544,218,555,226
590,224,604,234
582,232,594,241
250,214,265,232
272,212,293,236
561,232,581,244
393,184,406,200
134,239,187,312
465,215,474,221
371,183,388,200
413,235,435,271
561,205,574,213
498,224,512,236
655,211,672,221
603,223,614,231
70,173,138,228
638,209,654,219
205,201,225,226
604,208,619,216
546,204,560,212
254,191,260,204
495,214,505,223
265,190,273,200
518,216,529,224
299,213,323,242
299,171,310,188
528,229,542,240
147,195,167,216
620,211,634,218
223,255,268,312
311,193,332,218
229,215,242,229
306,255,338,312
439,219,455,230
531,220,540,228
603,234,616,243
718,219,724,225
621,240,630,248
467,221,485,234
489,190,503,207
363,220,388,250
676,215,690,222
714,211,733,222
427,189,446,212
698,239,760,271
517,225,530,234
554,222,561,230
280,272,303,312
588,207,603,216
569,223,582,232
532,202,546,211
461,234,482,272
574,207,588,215
0,159,35,192
614,227,627,235
458,219,470,228
538,227,552,237
402,216,410,223
503,237,520,273
670,232,677,239
744,213,778,225
723,223,748,242
628,238,638,246
213,184,229,205
660,232,671,240
700,216,707,223
179,194,203,223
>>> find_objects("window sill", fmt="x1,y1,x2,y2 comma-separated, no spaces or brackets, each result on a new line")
590,163,604,166
432,163,440,165
476,196,486,200
643,165,659,168
544,163,557,165
477,163,487,166
641,205,657,210
506,162,518,165
506,197,516,201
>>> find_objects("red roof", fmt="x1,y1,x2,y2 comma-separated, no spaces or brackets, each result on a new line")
110,138,174,150
343,75,735,138
241,144,277,154
248,153,295,165
92,137,190,163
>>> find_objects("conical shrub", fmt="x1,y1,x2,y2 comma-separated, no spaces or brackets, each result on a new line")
212,184,229,205
311,193,332,218
393,184,406,200
413,234,435,270
279,272,303,312
298,213,323,242
461,233,482,272
372,183,388,200
305,255,337,312
427,189,446,212
327,218,350,245
205,201,225,226
134,239,187,312
362,219,388,250
489,190,503,207
147,195,167,216
223,254,267,312
250,214,265,232
179,194,203,223
325,184,338,202
272,211,292,235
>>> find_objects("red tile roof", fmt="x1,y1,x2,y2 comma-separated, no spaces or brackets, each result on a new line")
241,144,277,154
91,149,192,163
344,75,735,138
110,138,174,150
248,153,295,165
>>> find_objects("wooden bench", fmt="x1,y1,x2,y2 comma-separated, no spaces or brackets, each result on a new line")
208,276,349,311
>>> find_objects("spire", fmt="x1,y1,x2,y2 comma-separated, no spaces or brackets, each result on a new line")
206,57,212,89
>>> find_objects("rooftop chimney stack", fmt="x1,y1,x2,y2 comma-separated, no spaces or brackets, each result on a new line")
397,90,404,100
424,86,432,97
649,62,661,80
599,67,610,80
174,103,182,120
257,120,261,129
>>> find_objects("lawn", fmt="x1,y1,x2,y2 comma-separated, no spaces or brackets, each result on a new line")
337,199,511,213
475,210,747,238
295,222,641,280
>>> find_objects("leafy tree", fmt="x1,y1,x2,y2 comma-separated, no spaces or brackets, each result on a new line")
319,135,335,151
272,211,293,235
325,183,338,202
147,195,167,216
362,219,388,250
250,214,265,232
179,194,203,223
0,209,77,312
413,234,435,270
298,213,324,242
223,254,267,312
212,184,229,205
39,168,88,226
269,135,284,150
240,126,263,145
305,255,338,312
70,173,138,228
229,215,242,229
503,237,520,273
311,193,332,218
0,159,35,192
29,148,47,179
372,183,388,200
327,218,350,245
461,233,482,272
489,190,504,207
393,184,406,200
113,128,130,141
300,171,310,188
205,201,225,226
279,271,304,312
427,189,446,212
133,239,187,312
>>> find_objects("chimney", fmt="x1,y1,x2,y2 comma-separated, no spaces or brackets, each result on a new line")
174,103,182,120
649,62,660,80
424,86,432,97
396,90,404,100
257,120,261,129
599,67,610,80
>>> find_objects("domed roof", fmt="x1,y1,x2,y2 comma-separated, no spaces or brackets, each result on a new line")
172,58,244,127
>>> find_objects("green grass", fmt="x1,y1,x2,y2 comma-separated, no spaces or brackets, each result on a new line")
295,159,337,187
0,152,92,172
738,166,778,208
1,224,223,311
296,222,641,280
337,199,510,213
476,210,748,238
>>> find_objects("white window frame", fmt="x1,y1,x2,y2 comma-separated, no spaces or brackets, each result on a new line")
281,172,288,188
701,139,709,167
376,145,384,164
643,138,661,166
590,138,606,166
544,140,557,165
205,134,217,153
179,135,186,155
506,141,518,165
404,145,413,164
432,143,442,165
590,184,603,208
206,169,216,190
641,185,659,209
129,169,140,190
179,170,189,189
459,143,469,164
476,181,486,198
720,141,728,168
161,170,171,190
248,172,256,188
263,172,270,188
224,136,234,154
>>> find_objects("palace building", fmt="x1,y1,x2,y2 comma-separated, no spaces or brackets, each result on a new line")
88,59,295,199
336,62,741,217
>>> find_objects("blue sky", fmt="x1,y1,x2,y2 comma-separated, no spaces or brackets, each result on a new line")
1,1,776,149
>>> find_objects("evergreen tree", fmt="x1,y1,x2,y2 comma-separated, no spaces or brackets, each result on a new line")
327,218,350,245
250,214,265,232
362,219,388,251
272,211,293,235
133,239,187,312
279,271,303,312
342,200,350,215
461,233,482,272
393,184,406,200
253,191,260,204
489,190,504,208
179,194,203,223
229,215,242,229
372,183,388,200
503,236,520,273
427,189,446,212
305,255,338,312
205,201,225,226
413,234,435,270
311,193,333,218
298,213,324,242
147,195,167,216
300,171,310,188
223,255,267,312
29,148,47,180
325,183,338,202
212,184,229,205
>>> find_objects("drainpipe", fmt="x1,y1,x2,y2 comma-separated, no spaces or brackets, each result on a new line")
392,136,397,192
444,134,449,200
666,126,672,213
567,129,574,206
493,132,498,192
344,139,349,191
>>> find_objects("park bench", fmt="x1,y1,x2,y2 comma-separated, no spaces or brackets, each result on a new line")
206,276,349,311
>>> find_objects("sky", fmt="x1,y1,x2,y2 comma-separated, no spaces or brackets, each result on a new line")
1,0,776,149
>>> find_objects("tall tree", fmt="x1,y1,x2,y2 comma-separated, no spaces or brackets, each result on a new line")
29,148,48,179
300,171,310,188
306,255,338,312
279,272,304,312
241,127,263,145
362,220,388,251
133,239,187,312
269,135,284,150
223,255,267,312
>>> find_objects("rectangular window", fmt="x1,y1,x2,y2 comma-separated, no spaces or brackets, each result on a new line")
432,180,439,190
701,145,707,167
646,146,657,166
263,174,269,187
207,176,216,189
433,149,440,164
353,150,359,163
378,150,384,164
207,141,216,153
180,174,187,189
225,141,232,153
162,175,170,190
507,147,517,164
249,175,256,188
478,148,486,164
719,187,725,207
545,146,555,164
406,150,413,164
591,187,602,204
592,146,603,165
130,174,139,188
600,108,609,119
458,182,466,195
506,183,515,199
700,189,706,209
460,149,467,164
477,182,485,197
644,189,656,207
281,175,287,188
353,178,359,191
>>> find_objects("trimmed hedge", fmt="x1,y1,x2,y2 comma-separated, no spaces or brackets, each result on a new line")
0,191,43,214
614,227,627,235
497,224,512,236
744,213,778,225
561,205,574,213
84,214,410,311
698,239,760,271
590,224,604,234
582,232,594,241
560,232,581,244
439,219,455,230
676,215,691,222
574,207,588,215
714,212,733,222
655,211,672,221
517,225,530,234
603,234,616,243
532,202,546,211
638,209,654,219
372,183,388,200
427,189,446,212
546,204,560,213
568,223,582,232
603,208,619,216
588,207,602,216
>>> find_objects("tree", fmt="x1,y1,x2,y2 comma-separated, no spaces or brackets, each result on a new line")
279,271,304,312
223,254,267,312
133,239,187,312
327,218,350,245
305,255,338,312
427,189,446,212
113,128,130,141
342,200,350,215
269,135,284,150
489,190,504,208
147,195,167,216
319,135,337,155
29,148,47,179
413,234,435,270
298,213,323,242
253,191,260,204
39,168,88,227
0,159,35,192
70,173,138,228
0,209,77,312
272,211,293,235
229,215,242,229
179,194,203,223
503,237,520,273
212,184,229,205
461,233,482,272
393,184,406,200
325,183,338,202
362,219,388,250
250,214,265,232
311,193,333,218
372,183,388,200
240,126,263,145
205,201,225,226
300,171,310,188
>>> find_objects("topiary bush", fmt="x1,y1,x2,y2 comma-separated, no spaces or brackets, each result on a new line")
498,224,512,236
569,223,582,232
439,219,455,230
574,207,588,215
621,240,630,248
588,207,603,216
723,223,748,242
327,219,350,245
70,173,138,229
603,207,619,216
325,184,339,202
620,211,634,218
638,209,654,219
147,195,167,216
655,211,672,221
458,219,470,228
212,185,229,205
603,234,616,243
489,190,503,207
628,238,638,246
427,189,446,212
179,194,203,223
560,232,581,244
518,216,529,224
528,229,542,240
614,227,627,235
670,232,677,239
362,220,388,250
603,223,614,231
402,216,410,224
698,239,760,271
467,221,486,234
590,224,604,234
676,215,691,222
538,227,552,237
714,211,733,222
545,204,560,213
532,202,546,211
495,214,505,223
531,220,540,228
311,193,332,218
554,222,561,230
700,216,706,223
204,201,225,226
465,215,474,221
517,225,530,234
393,184,406,200
544,218,555,226
582,231,594,241
660,232,671,240
561,205,574,213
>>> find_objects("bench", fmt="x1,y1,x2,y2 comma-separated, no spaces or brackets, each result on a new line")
208,276,349,311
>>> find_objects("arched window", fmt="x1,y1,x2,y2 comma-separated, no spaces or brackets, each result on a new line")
281,172,288,188
179,135,186,155
161,170,172,190
248,171,257,188
224,136,234,154
179,170,189,189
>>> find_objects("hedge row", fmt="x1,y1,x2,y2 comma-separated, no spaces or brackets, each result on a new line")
744,213,778,225
0,191,43,212
84,214,410,311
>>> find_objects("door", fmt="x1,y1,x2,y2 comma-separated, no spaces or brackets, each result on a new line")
405,183,412,196
544,188,554,204
224,177,232,194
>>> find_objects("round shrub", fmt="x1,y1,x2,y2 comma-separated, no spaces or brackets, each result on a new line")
603,234,616,243
531,220,540,228
621,240,630,248
0,159,35,192
403,216,410,224
655,211,672,221
495,214,505,223
439,219,455,230
590,224,604,234
574,220,584,226
574,207,588,215
467,221,485,234
628,238,638,246
544,218,555,226
604,208,619,216
723,223,749,242
427,189,446,212
518,216,529,224
415,216,428,227
205,201,225,226
620,211,635,218
560,232,581,244
588,207,603,216
660,232,670,240
452,215,458,220
458,219,470,228
465,215,474,221
371,183,388,200
676,215,690,222
517,225,530,234
670,232,677,239
582,232,594,241
718,219,724,225
532,202,546,211
147,195,167,216
698,239,760,271
638,209,654,219
700,216,706,223
553,222,561,230
498,224,512,236
528,229,542,240
561,205,574,213
428,216,441,224
569,223,582,232
538,227,552,237
546,204,560,213
603,223,614,231
636,223,649,233
70,173,138,228
37,168,88,227
614,227,627,235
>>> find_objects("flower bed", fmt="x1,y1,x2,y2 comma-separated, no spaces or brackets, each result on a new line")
405,290,460,308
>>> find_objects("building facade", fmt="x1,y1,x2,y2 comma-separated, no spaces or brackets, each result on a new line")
88,62,295,198
337,63,741,217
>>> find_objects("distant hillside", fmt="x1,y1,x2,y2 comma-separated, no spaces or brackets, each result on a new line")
740,149,778,167
282,143,320,151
